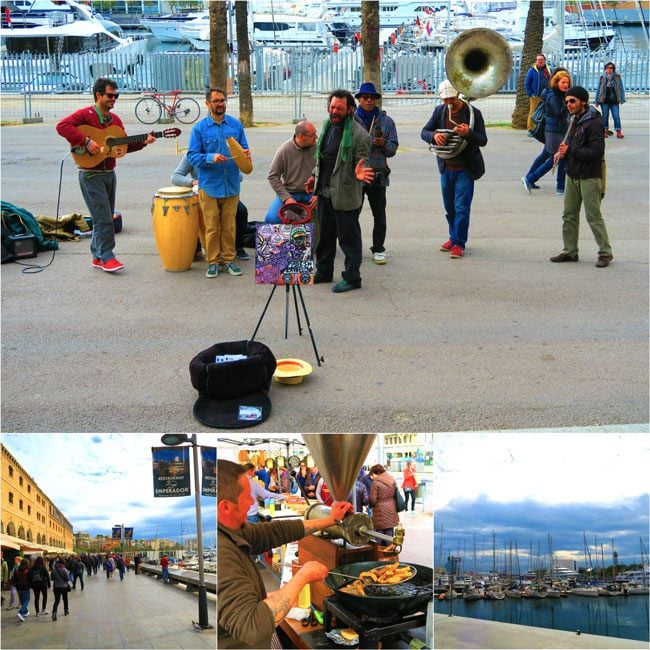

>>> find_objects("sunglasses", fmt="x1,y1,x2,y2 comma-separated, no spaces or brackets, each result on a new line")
210,99,227,104
565,98,578,104
103,92,119,99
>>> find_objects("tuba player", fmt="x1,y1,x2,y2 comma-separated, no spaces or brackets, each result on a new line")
421,80,487,259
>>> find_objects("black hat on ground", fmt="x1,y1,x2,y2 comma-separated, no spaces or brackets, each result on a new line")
189,340,276,428
566,86,589,103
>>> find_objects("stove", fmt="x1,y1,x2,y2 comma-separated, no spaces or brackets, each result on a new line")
323,595,429,649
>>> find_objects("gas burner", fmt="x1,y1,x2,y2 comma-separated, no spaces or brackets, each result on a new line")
324,596,428,649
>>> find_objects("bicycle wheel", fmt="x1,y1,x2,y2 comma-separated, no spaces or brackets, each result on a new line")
135,97,162,125
173,97,201,124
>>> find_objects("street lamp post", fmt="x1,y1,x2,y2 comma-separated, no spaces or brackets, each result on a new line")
161,434,212,630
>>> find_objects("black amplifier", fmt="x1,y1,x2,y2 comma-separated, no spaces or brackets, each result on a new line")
7,234,38,260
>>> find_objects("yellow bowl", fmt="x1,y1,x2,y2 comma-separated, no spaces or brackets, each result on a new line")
273,358,313,385
226,137,253,174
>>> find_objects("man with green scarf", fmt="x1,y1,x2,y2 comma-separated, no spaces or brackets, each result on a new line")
305,89,374,293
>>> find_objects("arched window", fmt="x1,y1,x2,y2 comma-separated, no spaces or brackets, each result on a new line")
17,525,25,539
7,521,16,537
26,529,33,542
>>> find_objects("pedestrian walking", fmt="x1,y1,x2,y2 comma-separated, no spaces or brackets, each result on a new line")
551,86,613,268
50,559,70,621
353,82,399,265
116,555,126,581
525,54,552,133
368,464,400,537
1,552,9,608
6,556,22,610
103,555,113,580
13,558,31,622
594,62,626,139
71,555,85,590
125,556,131,572
420,79,487,258
402,461,418,513
160,554,170,584
29,556,50,617
522,70,572,195
134,555,141,575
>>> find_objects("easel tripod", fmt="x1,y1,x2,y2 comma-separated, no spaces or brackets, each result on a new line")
250,282,324,367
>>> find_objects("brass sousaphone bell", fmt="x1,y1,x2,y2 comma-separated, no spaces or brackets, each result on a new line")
431,28,513,160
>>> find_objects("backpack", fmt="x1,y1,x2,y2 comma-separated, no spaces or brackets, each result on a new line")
530,101,546,143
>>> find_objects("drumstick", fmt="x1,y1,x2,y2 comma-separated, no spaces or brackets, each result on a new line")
552,115,576,173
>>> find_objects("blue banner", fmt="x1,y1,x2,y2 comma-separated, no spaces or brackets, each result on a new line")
152,446,191,498
201,447,216,497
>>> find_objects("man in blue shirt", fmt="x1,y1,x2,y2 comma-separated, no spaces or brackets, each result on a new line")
188,87,251,279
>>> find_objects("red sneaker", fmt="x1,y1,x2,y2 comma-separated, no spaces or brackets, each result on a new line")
102,258,124,272
449,245,464,258
92,258,102,269
440,240,453,252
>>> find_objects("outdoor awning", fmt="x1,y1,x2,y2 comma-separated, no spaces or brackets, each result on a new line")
1,537,21,551
1,533,46,553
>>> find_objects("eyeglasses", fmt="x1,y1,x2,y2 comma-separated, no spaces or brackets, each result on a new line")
103,92,119,99
565,98,578,104
304,132,318,138
210,99,227,104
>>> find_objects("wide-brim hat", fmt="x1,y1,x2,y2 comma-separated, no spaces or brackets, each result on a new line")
189,340,276,428
355,82,381,98
438,79,459,99
273,358,313,385
226,137,253,175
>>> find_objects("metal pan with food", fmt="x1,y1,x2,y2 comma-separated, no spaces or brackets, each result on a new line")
324,561,433,618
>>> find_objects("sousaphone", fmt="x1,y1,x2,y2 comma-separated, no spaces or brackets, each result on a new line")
431,28,513,159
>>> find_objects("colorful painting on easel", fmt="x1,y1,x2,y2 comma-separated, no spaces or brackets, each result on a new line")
255,223,314,285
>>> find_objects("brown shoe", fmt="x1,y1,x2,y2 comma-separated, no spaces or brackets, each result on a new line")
596,255,613,267
550,253,579,263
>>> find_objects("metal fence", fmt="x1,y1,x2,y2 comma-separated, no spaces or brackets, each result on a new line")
2,44,649,97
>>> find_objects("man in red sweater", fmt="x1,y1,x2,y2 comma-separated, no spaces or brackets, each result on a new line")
56,77,156,272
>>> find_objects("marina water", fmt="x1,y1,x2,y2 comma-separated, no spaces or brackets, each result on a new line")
434,594,650,642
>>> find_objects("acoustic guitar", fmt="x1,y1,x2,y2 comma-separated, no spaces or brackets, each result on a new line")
71,125,181,167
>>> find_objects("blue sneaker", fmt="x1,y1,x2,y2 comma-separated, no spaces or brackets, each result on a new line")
236,248,250,260
223,262,243,276
521,176,532,194
332,279,360,293
206,264,218,278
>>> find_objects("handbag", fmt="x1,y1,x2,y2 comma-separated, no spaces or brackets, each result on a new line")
394,485,407,513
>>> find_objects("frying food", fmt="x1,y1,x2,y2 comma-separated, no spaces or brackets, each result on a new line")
338,563,414,596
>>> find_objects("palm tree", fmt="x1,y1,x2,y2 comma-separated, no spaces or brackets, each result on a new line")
235,1,253,126
361,0,380,95
209,0,228,91
511,1,545,129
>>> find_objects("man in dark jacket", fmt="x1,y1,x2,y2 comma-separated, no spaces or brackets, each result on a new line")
551,86,613,268
421,79,487,259
217,459,353,649
525,54,552,132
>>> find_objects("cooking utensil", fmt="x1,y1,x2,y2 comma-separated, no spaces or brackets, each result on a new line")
329,564,417,585
324,561,433,618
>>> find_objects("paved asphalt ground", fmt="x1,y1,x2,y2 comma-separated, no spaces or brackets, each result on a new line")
1,105,648,433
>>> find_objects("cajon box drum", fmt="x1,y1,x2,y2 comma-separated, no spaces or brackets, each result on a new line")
152,186,199,272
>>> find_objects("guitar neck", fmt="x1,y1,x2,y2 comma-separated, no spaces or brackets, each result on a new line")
109,131,165,147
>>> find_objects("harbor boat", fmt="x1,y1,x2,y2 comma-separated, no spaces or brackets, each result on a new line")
315,1,457,28
463,586,482,601
505,588,522,598
546,586,562,598
0,0,146,59
252,13,338,47
571,586,600,597
627,585,650,595
140,10,207,44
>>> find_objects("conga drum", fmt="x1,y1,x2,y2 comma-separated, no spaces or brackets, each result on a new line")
152,186,199,272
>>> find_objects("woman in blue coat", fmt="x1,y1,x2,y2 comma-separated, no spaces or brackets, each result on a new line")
594,62,626,138
522,70,572,195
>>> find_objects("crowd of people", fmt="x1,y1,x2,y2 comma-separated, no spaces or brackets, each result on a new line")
1,551,139,623
54,56,625,279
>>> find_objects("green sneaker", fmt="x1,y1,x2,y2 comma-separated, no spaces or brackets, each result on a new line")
206,264,219,278
223,262,243,276
332,279,360,293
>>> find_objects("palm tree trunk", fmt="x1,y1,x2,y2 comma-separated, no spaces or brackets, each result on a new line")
235,1,253,126
361,1,381,101
209,1,228,91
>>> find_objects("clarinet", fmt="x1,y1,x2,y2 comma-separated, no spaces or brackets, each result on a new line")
552,115,576,173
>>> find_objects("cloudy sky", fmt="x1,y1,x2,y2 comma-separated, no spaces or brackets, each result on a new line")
2,433,217,544
434,432,649,572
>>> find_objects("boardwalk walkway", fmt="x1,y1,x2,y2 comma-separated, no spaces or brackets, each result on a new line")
0,568,216,649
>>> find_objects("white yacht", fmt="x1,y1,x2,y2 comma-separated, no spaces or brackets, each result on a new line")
141,10,208,44
0,0,146,58
252,13,337,46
